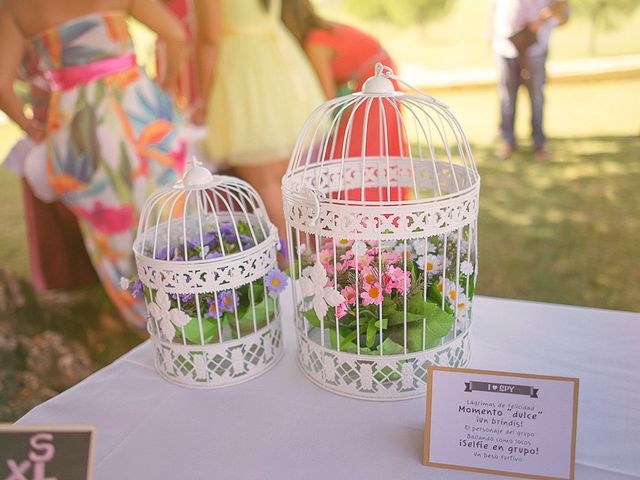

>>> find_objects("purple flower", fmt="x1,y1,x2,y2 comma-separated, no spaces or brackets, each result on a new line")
219,224,235,235
218,290,237,313
170,247,186,261
203,231,218,246
179,293,194,303
265,269,288,297
206,297,221,320
130,279,143,298
154,247,168,260
239,235,255,249
205,251,223,260
222,231,238,243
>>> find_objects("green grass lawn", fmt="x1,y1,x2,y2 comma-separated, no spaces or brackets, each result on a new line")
0,122,28,279
475,135,640,311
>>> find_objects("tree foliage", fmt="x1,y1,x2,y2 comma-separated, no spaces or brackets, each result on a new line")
571,0,640,53
344,0,456,32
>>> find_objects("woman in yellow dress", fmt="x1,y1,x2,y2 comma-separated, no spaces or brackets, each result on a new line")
193,0,324,237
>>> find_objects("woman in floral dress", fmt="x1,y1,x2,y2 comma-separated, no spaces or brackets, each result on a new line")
0,0,187,328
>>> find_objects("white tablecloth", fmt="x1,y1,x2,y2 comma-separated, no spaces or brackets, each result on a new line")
18,296,640,479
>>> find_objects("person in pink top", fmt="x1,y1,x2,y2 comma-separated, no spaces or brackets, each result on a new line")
284,7,393,98
282,0,408,201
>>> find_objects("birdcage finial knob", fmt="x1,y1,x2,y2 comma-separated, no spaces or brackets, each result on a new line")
362,62,395,94
182,156,214,187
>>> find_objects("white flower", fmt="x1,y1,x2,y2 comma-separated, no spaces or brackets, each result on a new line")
441,279,468,310
455,292,471,314
148,292,190,341
120,277,129,290
298,263,345,321
297,244,308,255
418,254,444,274
460,260,474,276
352,240,367,256
411,239,437,257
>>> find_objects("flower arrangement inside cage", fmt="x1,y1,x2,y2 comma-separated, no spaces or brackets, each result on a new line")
295,232,474,358
125,216,287,345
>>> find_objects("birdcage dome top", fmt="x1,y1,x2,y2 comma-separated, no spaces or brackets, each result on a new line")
133,161,279,294
281,64,480,241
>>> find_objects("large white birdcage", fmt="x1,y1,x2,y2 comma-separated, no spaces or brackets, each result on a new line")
282,65,480,400
131,162,285,388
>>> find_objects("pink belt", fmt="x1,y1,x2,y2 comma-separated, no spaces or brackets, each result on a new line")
44,53,137,91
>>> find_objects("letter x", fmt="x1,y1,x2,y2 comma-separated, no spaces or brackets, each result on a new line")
5,459,30,480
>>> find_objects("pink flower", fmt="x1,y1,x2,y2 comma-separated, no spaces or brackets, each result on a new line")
341,286,357,305
382,251,402,265
319,248,333,264
385,266,411,294
340,250,354,262
340,257,356,271
361,282,384,306
360,267,378,288
336,303,348,320
335,261,347,273
357,254,373,269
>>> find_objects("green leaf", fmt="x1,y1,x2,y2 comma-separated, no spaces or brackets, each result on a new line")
366,320,378,348
374,317,388,330
388,309,424,325
408,260,418,281
329,327,359,353
388,293,438,325
381,298,397,317
378,337,403,355
232,296,274,336
181,317,219,344
386,301,454,352
303,308,322,328
461,273,475,299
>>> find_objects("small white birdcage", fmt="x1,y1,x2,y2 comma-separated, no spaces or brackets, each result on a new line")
131,161,285,388
282,64,480,400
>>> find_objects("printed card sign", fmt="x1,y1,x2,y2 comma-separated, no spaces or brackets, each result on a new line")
0,425,95,480
424,367,579,480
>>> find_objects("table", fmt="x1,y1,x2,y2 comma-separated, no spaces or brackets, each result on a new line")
18,296,640,479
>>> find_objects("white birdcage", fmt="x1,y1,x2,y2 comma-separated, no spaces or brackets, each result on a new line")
282,64,480,400
131,162,285,388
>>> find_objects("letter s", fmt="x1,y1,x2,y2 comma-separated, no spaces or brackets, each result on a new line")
28,433,55,463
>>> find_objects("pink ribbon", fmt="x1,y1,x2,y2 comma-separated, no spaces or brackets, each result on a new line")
44,53,137,91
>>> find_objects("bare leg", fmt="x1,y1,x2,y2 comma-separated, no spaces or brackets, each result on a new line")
232,159,288,240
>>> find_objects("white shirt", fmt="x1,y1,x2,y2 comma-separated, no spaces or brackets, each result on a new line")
491,0,560,58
